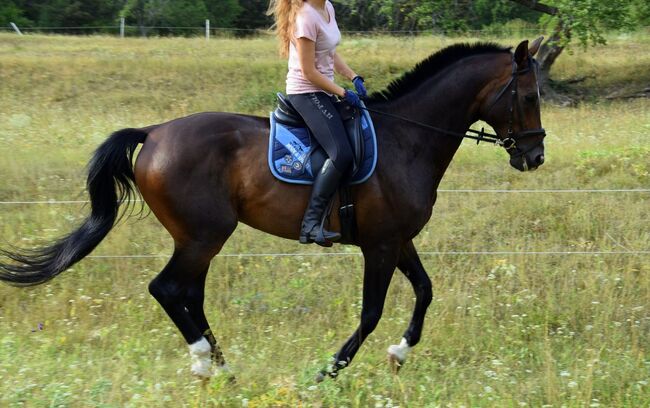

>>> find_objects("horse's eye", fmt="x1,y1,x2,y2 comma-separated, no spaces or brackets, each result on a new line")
524,94,538,103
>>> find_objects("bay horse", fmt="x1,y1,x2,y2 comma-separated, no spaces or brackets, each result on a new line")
0,38,546,380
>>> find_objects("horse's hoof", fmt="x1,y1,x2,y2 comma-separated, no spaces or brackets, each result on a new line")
191,365,213,379
192,367,213,381
215,365,237,384
388,353,403,374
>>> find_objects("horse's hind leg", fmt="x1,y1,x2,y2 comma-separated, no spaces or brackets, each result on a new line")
149,241,228,378
388,240,433,371
318,242,400,381
184,266,228,371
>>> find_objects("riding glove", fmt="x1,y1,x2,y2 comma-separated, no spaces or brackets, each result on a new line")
352,76,367,98
343,89,363,108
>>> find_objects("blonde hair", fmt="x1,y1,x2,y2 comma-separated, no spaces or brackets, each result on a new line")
268,0,304,58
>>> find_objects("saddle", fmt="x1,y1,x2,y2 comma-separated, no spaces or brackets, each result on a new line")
273,93,366,179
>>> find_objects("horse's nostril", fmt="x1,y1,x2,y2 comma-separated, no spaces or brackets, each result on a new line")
536,154,545,165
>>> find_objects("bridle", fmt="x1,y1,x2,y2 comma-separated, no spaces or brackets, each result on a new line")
360,55,546,156
485,56,546,157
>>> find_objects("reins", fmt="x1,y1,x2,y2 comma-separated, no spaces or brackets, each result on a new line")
359,55,546,153
360,105,506,147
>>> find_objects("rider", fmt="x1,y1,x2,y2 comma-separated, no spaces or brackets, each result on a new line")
269,0,366,247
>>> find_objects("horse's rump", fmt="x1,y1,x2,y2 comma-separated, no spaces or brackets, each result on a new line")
134,112,322,243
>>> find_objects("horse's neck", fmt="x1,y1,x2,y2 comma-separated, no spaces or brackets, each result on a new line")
371,56,505,184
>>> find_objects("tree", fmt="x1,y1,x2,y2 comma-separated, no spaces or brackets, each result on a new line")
37,0,125,31
120,0,241,36
0,1,33,27
509,0,643,99
204,0,242,28
155,0,210,30
334,0,389,32
471,0,539,29
120,0,162,36
334,0,535,33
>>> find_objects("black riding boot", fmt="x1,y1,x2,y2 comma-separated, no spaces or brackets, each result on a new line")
299,159,343,247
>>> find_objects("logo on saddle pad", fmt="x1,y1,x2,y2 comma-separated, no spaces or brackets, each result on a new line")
268,110,378,185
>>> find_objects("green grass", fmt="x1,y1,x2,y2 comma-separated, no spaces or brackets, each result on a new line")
0,33,649,407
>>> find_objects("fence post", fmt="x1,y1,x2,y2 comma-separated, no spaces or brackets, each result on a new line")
120,18,125,38
10,23,23,36
205,19,210,40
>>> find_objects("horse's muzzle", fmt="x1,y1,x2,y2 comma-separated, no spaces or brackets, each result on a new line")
509,145,545,172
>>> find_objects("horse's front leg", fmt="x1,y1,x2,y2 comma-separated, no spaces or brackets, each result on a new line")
387,240,433,371
317,242,400,381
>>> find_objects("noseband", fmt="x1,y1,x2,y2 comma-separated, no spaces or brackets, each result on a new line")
487,57,546,157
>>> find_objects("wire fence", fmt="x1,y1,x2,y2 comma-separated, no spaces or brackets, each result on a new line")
3,189,646,257
2,189,649,258
1,189,649,206
0,250,647,261
1,23,552,38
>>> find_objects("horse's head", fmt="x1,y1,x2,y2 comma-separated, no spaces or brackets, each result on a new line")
480,37,546,172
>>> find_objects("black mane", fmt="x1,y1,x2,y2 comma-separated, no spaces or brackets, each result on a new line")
367,42,510,103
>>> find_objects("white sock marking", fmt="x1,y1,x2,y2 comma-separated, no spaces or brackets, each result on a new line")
189,337,212,378
387,337,411,363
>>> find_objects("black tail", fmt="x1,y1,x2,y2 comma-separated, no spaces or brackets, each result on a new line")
0,128,148,286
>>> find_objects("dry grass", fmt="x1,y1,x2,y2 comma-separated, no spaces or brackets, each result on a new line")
0,32,649,407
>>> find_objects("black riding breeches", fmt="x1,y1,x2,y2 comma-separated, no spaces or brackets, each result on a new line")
286,92,353,173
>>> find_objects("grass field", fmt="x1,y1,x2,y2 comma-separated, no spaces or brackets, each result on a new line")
0,32,649,407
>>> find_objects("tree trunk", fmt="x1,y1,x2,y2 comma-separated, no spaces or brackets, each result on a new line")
508,0,573,104
536,22,573,105
537,23,564,82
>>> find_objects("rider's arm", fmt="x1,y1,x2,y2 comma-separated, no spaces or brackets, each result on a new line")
296,37,346,98
333,52,357,81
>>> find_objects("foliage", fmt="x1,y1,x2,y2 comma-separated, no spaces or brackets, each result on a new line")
3,0,649,35
329,0,389,32
152,0,210,27
0,1,33,27
118,0,241,35
473,0,540,28
39,0,124,28
628,0,650,26
335,0,536,32
378,0,472,32
204,0,242,28
535,0,639,48
233,0,270,32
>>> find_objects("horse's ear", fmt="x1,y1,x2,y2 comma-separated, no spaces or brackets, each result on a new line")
514,40,529,67
529,36,544,57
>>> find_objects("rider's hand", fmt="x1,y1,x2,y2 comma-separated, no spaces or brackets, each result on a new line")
352,76,367,98
343,89,363,108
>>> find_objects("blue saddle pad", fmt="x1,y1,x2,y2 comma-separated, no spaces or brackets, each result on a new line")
268,109,378,185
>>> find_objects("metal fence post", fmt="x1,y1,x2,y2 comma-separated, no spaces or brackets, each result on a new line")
120,18,125,38
10,23,23,36
205,19,210,40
